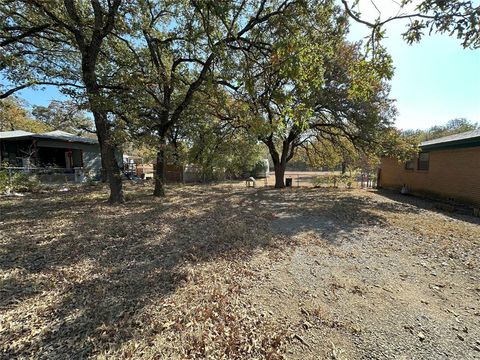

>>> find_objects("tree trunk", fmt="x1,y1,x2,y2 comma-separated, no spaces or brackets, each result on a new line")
264,138,288,189
94,111,124,203
153,136,166,197
81,49,124,203
99,145,107,182
104,143,123,203
274,161,286,188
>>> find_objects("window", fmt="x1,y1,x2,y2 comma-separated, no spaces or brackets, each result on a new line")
418,152,429,170
405,159,414,170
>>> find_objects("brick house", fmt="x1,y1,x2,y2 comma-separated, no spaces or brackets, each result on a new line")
379,129,480,206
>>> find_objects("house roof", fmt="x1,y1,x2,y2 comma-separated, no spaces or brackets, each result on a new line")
420,129,480,151
33,130,98,144
0,130,98,145
0,130,34,139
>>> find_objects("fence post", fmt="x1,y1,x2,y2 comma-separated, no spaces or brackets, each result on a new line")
8,168,12,188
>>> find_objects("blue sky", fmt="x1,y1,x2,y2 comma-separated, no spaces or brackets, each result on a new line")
347,0,480,130
7,1,480,131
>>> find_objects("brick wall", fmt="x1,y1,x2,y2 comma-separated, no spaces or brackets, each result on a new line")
379,146,480,206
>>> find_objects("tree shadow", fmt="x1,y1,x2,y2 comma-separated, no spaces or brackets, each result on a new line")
242,187,421,242
0,186,108,223
374,188,480,226
0,185,282,358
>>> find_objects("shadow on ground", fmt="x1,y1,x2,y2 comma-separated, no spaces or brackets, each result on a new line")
242,187,422,241
374,188,480,226
1,185,287,357
0,184,453,358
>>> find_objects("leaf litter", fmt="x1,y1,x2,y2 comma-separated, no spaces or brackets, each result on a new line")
1,184,479,359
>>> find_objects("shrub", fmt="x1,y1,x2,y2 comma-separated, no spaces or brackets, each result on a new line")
0,170,9,192
312,174,334,187
312,173,357,188
338,173,356,188
0,170,42,193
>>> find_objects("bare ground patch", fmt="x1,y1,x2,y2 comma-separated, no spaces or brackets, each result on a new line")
0,185,479,359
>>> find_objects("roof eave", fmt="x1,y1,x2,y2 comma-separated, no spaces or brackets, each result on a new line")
0,135,34,141
31,134,98,145
421,137,480,151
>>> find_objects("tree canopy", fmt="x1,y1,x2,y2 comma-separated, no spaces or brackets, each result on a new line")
403,118,478,142
342,0,480,50
1,0,476,200
0,97,49,133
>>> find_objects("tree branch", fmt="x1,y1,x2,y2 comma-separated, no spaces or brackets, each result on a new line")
0,23,51,47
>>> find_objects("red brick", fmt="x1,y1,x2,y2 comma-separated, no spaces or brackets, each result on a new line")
379,147,480,206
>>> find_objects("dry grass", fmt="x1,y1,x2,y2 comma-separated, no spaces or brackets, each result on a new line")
0,184,291,359
1,183,479,359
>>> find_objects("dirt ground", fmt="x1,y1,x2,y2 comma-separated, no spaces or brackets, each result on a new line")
1,184,479,359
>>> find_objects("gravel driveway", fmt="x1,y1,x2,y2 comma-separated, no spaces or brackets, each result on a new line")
242,188,480,359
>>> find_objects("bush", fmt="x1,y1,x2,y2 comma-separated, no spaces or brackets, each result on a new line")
312,174,333,187
251,159,269,178
0,170,8,191
312,173,357,188
0,170,42,193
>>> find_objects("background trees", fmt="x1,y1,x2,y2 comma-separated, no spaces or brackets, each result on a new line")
180,94,266,181
0,97,95,135
32,101,94,135
0,97,49,133
402,118,478,142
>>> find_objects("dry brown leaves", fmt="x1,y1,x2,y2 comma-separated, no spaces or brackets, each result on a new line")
0,184,290,359
1,184,479,359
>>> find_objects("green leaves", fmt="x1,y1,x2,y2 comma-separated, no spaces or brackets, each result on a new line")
218,0,398,172
31,100,93,135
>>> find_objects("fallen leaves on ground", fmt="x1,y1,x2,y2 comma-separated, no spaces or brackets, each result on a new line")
1,183,479,359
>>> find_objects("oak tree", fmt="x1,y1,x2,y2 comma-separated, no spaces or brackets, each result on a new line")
1,0,127,203
222,1,397,187
114,0,303,196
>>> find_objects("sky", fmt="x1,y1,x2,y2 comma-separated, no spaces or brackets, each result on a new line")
5,0,480,131
347,0,480,130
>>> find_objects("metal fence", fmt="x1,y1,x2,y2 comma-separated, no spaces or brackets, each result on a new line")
262,171,378,188
0,166,86,183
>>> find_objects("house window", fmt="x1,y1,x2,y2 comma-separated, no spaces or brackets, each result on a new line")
405,159,414,170
418,152,429,170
